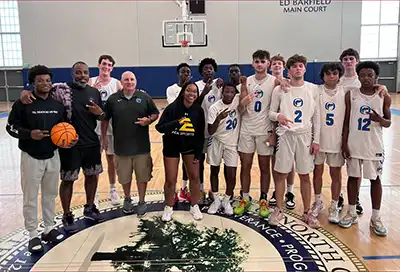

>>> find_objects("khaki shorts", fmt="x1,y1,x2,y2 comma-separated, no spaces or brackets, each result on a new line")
115,153,153,184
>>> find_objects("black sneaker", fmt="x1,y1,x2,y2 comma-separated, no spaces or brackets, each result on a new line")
285,192,296,210
62,212,79,233
356,196,363,215
41,229,64,243
338,193,344,211
123,197,134,214
136,201,147,217
28,237,43,253
259,192,268,201
83,204,105,222
269,191,277,206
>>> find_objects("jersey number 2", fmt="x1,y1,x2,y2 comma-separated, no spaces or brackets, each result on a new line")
357,118,371,131
294,110,302,123
226,118,238,130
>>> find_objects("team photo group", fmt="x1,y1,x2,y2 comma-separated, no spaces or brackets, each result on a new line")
6,47,391,253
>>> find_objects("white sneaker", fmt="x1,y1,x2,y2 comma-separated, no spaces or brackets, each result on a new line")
162,206,174,222
222,197,233,215
311,200,325,215
208,196,221,214
190,204,203,221
110,188,120,206
328,204,340,224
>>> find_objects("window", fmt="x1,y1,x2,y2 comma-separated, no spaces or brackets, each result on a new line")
0,1,22,67
360,0,400,59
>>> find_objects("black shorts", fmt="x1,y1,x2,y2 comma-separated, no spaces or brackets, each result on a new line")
59,145,103,181
163,144,195,158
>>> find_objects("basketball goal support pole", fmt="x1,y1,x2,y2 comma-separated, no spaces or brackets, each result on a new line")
174,0,189,21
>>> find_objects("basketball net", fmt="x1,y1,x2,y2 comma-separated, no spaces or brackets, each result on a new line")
179,40,190,55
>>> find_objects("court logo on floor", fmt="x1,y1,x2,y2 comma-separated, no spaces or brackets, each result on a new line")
0,192,368,272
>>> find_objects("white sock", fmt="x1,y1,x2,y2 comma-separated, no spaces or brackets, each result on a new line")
224,195,231,202
212,192,220,201
372,209,380,221
331,199,338,208
287,184,294,193
200,183,204,191
29,230,38,239
182,179,188,189
315,194,322,203
110,183,116,190
243,193,250,200
43,226,53,235
349,205,357,215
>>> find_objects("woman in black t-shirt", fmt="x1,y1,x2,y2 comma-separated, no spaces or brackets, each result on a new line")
156,82,205,222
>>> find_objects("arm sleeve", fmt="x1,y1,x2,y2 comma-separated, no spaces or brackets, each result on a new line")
146,96,160,115
5,101,31,139
269,86,282,122
312,87,321,144
194,108,206,160
155,105,180,133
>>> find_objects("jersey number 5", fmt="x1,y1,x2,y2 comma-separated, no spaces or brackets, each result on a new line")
326,113,334,126
226,118,238,130
294,110,302,123
357,118,371,131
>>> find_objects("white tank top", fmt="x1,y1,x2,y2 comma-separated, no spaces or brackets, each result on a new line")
348,89,384,160
207,95,240,147
91,77,119,135
319,85,346,153
241,74,276,135
276,84,318,136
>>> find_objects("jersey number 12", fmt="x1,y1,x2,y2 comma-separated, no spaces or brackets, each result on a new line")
357,118,371,131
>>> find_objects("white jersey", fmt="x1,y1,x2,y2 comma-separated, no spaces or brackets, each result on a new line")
196,79,221,137
270,83,320,143
319,85,346,153
166,83,181,104
91,77,119,135
339,76,361,89
241,74,276,135
207,95,240,147
348,89,384,161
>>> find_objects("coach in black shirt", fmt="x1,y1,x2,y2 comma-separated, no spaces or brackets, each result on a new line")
7,65,74,252
20,62,106,233
103,71,159,216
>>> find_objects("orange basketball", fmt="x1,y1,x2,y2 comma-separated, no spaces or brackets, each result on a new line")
51,122,77,148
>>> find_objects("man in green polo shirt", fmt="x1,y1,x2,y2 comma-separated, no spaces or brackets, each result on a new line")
102,71,159,216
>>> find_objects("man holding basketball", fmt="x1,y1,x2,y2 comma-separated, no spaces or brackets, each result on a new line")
20,61,106,233
7,65,76,253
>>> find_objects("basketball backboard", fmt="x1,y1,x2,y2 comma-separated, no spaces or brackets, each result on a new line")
162,19,207,47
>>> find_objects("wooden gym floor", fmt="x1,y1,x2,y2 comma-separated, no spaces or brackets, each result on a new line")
1,97,400,271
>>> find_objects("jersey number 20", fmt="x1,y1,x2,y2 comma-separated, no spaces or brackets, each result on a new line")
226,118,238,130
357,118,371,131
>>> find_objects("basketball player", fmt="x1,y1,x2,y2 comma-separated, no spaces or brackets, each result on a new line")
156,82,205,221
166,63,192,203
228,64,241,89
195,58,223,202
269,54,321,228
20,62,106,233
268,55,296,210
234,50,276,218
206,83,241,215
312,63,346,224
340,61,391,237
6,65,73,252
89,55,122,206
103,71,159,217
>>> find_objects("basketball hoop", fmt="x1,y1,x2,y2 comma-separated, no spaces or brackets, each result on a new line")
179,40,190,55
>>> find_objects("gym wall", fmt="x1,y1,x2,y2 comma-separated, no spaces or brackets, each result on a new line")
18,1,361,97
